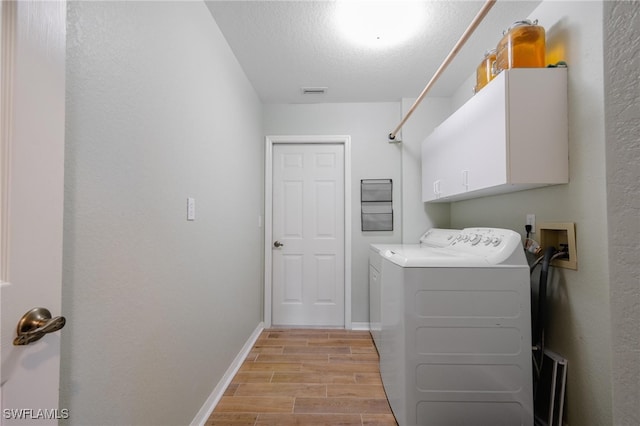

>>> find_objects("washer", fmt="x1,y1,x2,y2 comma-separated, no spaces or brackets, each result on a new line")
370,228,533,426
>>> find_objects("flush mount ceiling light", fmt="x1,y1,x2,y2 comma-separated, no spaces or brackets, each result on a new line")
335,0,427,49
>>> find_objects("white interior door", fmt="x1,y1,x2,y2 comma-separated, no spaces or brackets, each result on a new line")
271,143,345,327
1,1,66,424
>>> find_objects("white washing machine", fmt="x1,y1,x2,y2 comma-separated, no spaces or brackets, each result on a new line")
370,228,533,426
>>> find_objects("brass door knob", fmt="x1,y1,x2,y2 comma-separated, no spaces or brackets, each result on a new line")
13,307,66,346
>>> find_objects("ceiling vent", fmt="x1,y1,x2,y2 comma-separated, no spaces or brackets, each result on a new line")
302,87,328,95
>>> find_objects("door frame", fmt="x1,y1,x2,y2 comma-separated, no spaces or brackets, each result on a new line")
264,135,351,329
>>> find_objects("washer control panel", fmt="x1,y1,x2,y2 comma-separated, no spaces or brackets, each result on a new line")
415,227,524,265
419,228,461,247
447,228,523,264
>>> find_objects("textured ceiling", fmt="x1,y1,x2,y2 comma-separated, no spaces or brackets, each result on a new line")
206,1,541,103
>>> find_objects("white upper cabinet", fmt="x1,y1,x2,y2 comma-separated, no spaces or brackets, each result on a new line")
422,68,568,203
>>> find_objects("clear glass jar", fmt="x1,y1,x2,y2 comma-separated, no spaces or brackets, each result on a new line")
474,48,497,93
495,20,546,75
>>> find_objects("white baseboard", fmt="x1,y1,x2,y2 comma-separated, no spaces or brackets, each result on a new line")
350,322,370,331
190,322,264,426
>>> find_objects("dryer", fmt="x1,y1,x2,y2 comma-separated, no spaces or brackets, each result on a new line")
369,228,461,349
370,227,533,426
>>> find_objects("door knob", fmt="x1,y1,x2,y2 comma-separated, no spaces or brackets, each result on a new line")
13,307,66,346
273,241,284,248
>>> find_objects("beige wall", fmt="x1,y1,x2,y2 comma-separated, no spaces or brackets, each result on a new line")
604,1,640,424
62,2,264,425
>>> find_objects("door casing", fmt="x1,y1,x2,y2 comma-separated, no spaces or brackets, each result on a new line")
264,135,351,329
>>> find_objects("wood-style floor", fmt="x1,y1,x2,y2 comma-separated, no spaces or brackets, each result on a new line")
207,329,397,426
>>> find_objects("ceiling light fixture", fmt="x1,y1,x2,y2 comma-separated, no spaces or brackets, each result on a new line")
335,1,427,49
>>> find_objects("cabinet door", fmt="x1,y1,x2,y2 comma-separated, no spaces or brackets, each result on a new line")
422,108,472,201
422,72,509,202
422,124,451,201
464,75,509,192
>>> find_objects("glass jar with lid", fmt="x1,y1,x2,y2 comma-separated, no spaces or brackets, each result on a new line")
495,19,546,75
474,48,497,93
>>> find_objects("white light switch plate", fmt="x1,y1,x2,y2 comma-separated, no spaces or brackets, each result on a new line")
187,197,195,221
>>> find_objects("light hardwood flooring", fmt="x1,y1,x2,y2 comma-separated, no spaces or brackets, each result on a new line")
207,329,397,426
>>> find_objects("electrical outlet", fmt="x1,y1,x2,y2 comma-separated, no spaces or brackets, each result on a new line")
526,214,536,233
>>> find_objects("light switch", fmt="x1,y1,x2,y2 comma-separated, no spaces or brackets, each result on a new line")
187,197,195,221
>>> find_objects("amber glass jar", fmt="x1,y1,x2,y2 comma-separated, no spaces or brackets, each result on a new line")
495,20,545,74
474,49,497,93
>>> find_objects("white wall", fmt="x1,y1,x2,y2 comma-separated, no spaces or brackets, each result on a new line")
604,2,640,424
62,2,264,425
439,2,612,425
263,103,402,323
400,97,452,238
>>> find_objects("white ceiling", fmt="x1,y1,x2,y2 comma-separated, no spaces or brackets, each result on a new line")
205,1,541,104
